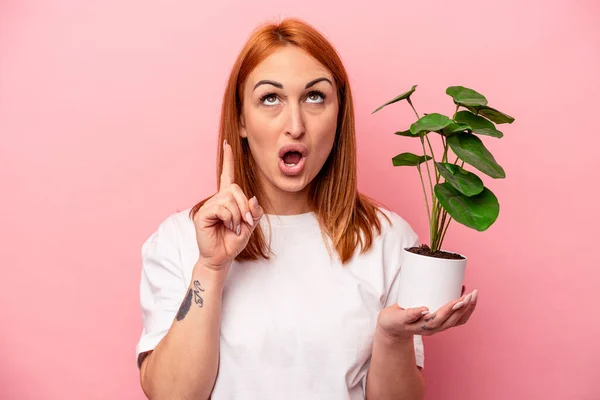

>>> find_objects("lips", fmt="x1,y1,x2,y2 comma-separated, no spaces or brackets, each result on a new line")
278,144,308,159
278,143,308,176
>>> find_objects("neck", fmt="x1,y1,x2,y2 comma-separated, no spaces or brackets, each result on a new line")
261,184,312,216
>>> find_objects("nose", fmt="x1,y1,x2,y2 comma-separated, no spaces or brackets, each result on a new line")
284,103,305,139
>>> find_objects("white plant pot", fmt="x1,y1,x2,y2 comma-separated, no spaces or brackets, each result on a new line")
396,248,467,313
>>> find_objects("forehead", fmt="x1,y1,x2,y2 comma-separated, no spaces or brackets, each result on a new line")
247,46,333,85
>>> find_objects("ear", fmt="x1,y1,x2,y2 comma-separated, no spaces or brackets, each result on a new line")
239,113,248,138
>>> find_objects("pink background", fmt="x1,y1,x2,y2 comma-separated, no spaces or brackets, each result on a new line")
1,0,598,399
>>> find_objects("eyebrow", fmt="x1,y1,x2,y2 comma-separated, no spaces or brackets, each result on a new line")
253,77,333,91
253,80,283,90
305,77,332,89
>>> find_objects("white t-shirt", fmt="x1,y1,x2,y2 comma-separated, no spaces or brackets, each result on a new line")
136,207,424,399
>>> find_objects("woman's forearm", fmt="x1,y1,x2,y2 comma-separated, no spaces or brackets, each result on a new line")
140,262,227,400
365,329,426,400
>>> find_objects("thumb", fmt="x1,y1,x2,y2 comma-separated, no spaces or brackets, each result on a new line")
398,304,430,324
248,196,264,230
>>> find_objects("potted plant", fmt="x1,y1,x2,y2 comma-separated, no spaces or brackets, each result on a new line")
373,85,515,312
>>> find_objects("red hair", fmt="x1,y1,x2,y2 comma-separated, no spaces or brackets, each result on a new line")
190,18,388,264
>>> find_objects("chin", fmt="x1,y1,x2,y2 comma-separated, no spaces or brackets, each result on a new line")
273,175,311,194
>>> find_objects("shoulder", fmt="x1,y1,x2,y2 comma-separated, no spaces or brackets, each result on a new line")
143,208,195,250
374,206,420,249
166,208,195,234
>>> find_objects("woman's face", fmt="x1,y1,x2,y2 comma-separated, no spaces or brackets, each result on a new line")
239,46,339,209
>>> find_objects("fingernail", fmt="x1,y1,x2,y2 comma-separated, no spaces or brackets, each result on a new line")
229,221,233,231
463,294,472,304
452,301,465,311
471,289,478,303
245,211,254,227
421,310,430,315
236,225,241,236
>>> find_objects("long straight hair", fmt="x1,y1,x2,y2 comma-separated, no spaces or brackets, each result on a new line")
190,18,389,264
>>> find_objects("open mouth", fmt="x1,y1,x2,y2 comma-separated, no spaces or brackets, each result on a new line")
278,144,308,176
282,151,303,166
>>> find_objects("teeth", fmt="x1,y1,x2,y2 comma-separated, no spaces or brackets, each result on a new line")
285,163,297,166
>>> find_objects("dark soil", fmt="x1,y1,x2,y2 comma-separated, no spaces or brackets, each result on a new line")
407,244,465,260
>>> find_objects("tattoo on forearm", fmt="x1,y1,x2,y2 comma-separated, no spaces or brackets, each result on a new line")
193,281,205,306
175,280,205,321
175,289,192,321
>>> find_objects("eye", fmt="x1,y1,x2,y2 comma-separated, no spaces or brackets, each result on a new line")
260,93,280,106
306,91,325,104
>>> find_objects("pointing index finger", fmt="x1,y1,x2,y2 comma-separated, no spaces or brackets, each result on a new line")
219,139,235,191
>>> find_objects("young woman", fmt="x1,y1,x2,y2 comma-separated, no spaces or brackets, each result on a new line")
136,18,477,400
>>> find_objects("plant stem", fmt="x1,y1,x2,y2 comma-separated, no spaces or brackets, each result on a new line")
420,136,437,246
430,137,451,250
435,211,447,251
438,213,452,250
432,198,446,251
424,135,440,246
407,98,420,119
434,106,460,251
425,135,438,182
436,208,447,246
408,97,437,247
441,137,448,166
417,165,431,226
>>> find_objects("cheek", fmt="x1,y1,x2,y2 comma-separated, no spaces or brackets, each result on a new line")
306,112,337,169
245,113,271,144
308,108,338,144
244,115,281,161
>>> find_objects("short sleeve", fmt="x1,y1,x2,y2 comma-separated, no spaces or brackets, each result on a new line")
135,217,187,368
381,212,425,368
383,235,420,309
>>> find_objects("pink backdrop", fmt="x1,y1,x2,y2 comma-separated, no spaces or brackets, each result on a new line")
1,1,598,399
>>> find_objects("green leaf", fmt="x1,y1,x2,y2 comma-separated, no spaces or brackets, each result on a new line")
455,111,503,138
465,105,515,124
392,152,432,166
442,122,471,136
410,113,453,136
446,86,488,108
394,129,419,137
372,85,418,114
434,183,500,231
447,132,506,178
435,162,484,196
